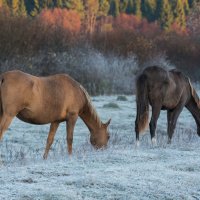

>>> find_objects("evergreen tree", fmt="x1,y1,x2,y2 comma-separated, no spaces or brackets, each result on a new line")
12,0,20,15
120,0,128,13
98,0,110,17
126,0,134,14
109,0,120,17
141,0,157,21
63,0,84,17
46,0,54,8
55,0,63,7
30,0,39,16
183,0,190,15
174,0,186,28
188,0,195,7
159,0,173,30
133,0,142,18
19,0,27,16
40,0,48,9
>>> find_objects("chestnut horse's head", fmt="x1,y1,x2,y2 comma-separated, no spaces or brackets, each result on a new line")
90,119,111,149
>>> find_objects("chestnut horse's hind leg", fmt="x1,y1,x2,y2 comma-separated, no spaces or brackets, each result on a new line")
149,104,162,145
43,122,59,159
0,114,14,140
66,114,78,155
167,104,184,144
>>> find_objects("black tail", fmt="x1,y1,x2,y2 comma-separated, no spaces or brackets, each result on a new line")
135,74,149,140
0,75,3,116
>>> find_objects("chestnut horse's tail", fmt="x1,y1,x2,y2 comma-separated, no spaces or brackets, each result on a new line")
135,73,149,135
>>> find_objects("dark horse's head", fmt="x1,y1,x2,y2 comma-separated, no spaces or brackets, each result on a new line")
197,120,200,136
90,119,111,149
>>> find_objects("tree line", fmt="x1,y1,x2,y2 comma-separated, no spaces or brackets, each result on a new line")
0,0,199,31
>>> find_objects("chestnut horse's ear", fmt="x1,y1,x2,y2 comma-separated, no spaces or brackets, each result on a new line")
105,118,111,127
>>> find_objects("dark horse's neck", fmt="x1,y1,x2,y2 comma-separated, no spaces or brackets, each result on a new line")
186,93,200,136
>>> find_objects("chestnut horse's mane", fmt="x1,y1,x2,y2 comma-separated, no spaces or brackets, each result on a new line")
79,85,102,127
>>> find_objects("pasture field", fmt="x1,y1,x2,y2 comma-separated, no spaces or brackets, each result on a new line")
0,95,200,200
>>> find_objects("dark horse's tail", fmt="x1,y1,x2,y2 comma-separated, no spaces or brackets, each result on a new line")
0,75,3,116
135,73,149,140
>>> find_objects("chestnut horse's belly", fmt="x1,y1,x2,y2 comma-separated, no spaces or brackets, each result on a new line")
16,108,66,125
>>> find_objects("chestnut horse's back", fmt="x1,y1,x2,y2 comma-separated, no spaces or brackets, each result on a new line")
0,70,35,116
0,70,85,124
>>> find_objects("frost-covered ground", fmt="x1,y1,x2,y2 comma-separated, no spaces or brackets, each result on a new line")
0,95,200,200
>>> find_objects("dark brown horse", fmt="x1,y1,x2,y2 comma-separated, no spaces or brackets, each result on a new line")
135,66,200,145
0,70,111,159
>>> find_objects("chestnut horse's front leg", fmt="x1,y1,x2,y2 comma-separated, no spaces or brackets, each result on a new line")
43,122,59,159
66,114,78,155
0,113,14,140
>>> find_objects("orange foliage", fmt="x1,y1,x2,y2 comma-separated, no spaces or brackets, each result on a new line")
114,13,141,31
171,22,188,35
39,8,81,34
97,14,161,37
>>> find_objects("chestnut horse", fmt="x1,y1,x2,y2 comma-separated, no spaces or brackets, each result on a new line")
0,70,111,159
135,66,200,145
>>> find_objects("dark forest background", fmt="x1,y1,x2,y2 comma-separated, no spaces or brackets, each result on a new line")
0,0,200,94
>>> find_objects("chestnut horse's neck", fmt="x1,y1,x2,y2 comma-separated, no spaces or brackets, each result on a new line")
79,85,102,133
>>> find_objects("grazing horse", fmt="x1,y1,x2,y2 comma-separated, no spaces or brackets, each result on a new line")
135,66,200,145
0,70,111,159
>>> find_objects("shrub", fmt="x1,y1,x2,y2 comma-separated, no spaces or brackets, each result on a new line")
116,96,128,101
103,102,120,109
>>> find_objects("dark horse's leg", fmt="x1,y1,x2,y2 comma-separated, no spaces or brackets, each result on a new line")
66,113,78,155
149,103,162,145
167,104,184,144
43,122,59,159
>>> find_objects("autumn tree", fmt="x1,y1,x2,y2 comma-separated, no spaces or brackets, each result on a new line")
30,0,39,16
173,0,186,29
19,0,27,16
0,0,9,11
39,8,81,33
158,0,173,30
133,0,142,18
11,0,19,15
84,0,99,34
98,0,110,17
63,0,84,18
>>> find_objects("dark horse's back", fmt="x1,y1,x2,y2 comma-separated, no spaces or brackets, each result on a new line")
136,66,191,109
135,65,200,144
